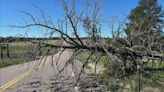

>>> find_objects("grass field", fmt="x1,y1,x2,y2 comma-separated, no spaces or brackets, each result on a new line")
0,41,57,68
0,42,27,68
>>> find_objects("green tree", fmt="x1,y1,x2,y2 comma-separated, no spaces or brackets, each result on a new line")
125,0,164,46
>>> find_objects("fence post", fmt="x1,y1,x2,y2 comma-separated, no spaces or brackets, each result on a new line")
1,45,3,59
7,44,10,57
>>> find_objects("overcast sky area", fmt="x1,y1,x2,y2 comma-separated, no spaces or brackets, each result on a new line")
0,0,164,37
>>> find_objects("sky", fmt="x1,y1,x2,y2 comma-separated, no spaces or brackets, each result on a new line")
0,0,164,37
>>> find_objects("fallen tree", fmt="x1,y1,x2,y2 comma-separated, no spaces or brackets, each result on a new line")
8,0,164,91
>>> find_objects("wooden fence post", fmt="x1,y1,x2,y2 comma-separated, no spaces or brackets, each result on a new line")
1,45,3,59
7,44,10,57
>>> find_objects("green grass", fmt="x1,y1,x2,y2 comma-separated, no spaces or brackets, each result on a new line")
0,41,57,68
78,51,164,91
143,71,164,91
0,58,23,68
0,42,26,68
98,58,164,91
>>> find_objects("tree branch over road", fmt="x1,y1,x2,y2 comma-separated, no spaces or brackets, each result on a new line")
8,0,164,91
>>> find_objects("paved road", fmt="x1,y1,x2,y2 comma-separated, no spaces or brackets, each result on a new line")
0,48,106,92
0,49,81,92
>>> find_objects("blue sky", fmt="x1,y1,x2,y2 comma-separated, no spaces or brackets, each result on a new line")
0,0,164,37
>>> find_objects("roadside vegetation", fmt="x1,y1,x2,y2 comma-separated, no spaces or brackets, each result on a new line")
77,50,164,92
0,40,58,68
0,42,26,68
